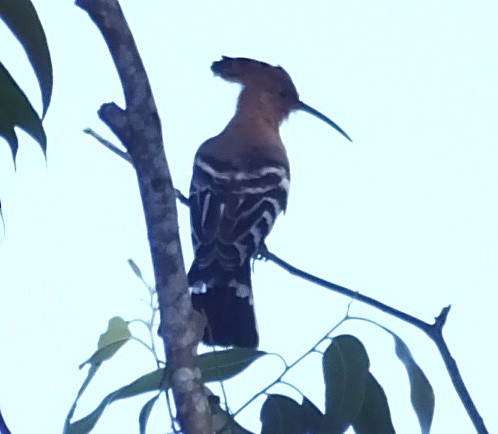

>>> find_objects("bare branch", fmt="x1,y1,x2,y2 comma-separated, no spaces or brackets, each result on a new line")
75,1,210,433
258,245,433,332
258,248,489,434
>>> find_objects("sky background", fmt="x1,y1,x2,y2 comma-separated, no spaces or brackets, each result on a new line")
1,1,497,433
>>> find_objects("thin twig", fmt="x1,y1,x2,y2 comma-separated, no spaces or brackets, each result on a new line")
128,245,179,432
234,319,345,417
83,128,189,206
83,128,131,162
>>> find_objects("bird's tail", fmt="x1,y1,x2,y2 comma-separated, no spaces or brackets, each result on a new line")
188,261,258,348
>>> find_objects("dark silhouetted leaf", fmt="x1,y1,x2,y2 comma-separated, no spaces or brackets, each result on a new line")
322,334,370,433
139,393,160,434
260,395,305,434
0,0,52,116
354,318,434,433
0,408,12,434
199,348,266,382
301,397,324,434
0,62,46,160
352,373,395,434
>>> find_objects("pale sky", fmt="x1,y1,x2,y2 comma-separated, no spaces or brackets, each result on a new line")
0,1,497,433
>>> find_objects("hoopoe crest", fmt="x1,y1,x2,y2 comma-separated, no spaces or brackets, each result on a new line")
189,56,351,348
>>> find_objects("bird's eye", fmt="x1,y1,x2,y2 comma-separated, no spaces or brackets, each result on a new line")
279,90,289,98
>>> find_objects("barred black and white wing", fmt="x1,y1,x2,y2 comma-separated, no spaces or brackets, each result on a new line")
188,152,289,348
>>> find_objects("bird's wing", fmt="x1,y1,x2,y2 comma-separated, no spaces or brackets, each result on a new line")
189,154,289,269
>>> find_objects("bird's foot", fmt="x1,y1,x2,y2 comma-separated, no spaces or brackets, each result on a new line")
254,243,270,261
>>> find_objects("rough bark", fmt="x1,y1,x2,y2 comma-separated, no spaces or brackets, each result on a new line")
76,1,210,432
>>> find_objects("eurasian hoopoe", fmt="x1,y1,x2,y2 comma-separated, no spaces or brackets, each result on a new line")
188,57,351,348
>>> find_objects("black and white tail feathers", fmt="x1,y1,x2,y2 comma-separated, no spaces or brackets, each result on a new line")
189,260,257,347
188,147,289,348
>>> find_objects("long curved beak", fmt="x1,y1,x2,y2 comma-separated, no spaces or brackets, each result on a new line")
298,101,352,142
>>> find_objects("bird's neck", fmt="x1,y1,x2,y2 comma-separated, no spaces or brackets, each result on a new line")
226,88,287,143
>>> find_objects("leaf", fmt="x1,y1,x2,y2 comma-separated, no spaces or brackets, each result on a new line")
392,333,434,434
322,334,370,433
260,395,305,434
64,368,166,434
0,0,53,116
128,258,143,280
0,62,46,160
198,348,266,383
63,317,134,433
139,393,160,434
79,316,132,368
65,349,263,434
301,397,324,434
354,319,435,433
352,373,395,434
63,363,99,431
66,348,263,434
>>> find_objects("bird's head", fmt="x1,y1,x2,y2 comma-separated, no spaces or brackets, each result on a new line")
211,56,351,141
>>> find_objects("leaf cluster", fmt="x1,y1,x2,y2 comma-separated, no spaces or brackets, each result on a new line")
0,0,52,161
64,265,435,434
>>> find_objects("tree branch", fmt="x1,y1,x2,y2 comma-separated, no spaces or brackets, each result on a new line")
257,248,488,434
75,1,210,433
259,246,433,332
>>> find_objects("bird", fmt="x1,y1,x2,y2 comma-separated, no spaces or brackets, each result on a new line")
188,56,351,348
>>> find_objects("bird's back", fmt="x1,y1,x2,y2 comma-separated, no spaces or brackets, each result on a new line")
188,131,290,347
